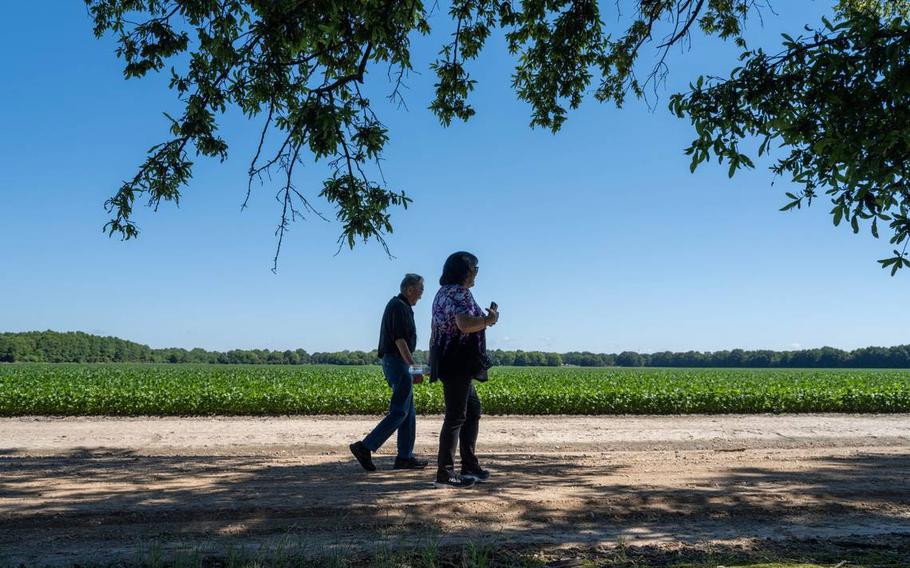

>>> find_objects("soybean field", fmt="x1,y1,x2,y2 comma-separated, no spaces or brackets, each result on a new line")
1,364,908,415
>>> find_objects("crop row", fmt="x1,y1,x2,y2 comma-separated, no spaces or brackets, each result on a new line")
0,364,908,415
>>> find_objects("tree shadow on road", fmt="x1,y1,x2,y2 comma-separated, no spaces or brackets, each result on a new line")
1,447,909,564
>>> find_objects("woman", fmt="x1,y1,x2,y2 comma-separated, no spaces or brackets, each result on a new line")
429,251,499,489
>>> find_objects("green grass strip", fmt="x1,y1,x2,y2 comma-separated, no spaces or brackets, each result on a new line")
0,364,908,416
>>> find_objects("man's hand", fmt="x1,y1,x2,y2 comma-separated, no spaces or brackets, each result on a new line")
484,307,499,327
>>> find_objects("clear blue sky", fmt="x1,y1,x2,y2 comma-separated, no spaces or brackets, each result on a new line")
1,2,905,354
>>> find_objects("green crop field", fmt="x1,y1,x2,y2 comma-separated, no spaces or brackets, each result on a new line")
0,364,908,416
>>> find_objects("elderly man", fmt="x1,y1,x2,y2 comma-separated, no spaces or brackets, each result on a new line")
350,273,429,471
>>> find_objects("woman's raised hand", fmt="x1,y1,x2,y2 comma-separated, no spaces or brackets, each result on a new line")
484,307,499,327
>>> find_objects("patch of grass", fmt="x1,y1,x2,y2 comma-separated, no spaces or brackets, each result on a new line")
179,541,910,568
11,536,905,568
530,537,910,568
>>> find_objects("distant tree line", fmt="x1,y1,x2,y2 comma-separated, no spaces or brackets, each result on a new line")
1,331,909,368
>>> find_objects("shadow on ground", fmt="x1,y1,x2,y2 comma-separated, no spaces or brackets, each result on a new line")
1,447,909,564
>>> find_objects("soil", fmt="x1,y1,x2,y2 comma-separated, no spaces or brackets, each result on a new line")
2,414,909,566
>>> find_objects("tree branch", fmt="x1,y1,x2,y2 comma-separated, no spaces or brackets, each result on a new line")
311,42,374,95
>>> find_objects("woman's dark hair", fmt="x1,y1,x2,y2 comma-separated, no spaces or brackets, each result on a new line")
439,251,478,286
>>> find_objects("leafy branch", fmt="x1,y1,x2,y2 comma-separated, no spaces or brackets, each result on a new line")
87,0,910,274
670,10,910,274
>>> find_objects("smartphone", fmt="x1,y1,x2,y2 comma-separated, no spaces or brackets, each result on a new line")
490,301,498,311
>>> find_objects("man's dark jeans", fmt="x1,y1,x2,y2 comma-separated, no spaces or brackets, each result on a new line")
363,354,416,459
436,376,481,478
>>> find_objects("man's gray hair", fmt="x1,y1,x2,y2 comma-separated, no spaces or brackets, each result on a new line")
400,273,423,292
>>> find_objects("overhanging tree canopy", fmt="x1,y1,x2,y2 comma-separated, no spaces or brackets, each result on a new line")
86,0,910,272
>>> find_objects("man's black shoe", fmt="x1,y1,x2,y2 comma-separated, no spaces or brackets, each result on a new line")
461,467,490,482
434,473,476,489
393,456,429,470
349,441,376,472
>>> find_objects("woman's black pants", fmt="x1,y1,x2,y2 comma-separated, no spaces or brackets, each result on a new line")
436,376,481,478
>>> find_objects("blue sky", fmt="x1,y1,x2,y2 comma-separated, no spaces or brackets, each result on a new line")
1,2,905,354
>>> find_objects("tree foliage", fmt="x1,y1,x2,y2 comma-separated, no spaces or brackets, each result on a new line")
671,5,910,273
4,331,910,368
86,0,910,271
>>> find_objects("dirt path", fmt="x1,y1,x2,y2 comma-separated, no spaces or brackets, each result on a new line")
2,415,909,565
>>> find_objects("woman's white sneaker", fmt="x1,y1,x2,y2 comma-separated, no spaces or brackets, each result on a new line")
434,474,476,489
460,468,490,482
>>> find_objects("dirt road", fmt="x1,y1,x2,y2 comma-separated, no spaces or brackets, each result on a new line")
2,414,909,565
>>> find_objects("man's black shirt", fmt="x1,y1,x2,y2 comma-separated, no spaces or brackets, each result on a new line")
377,293,417,358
